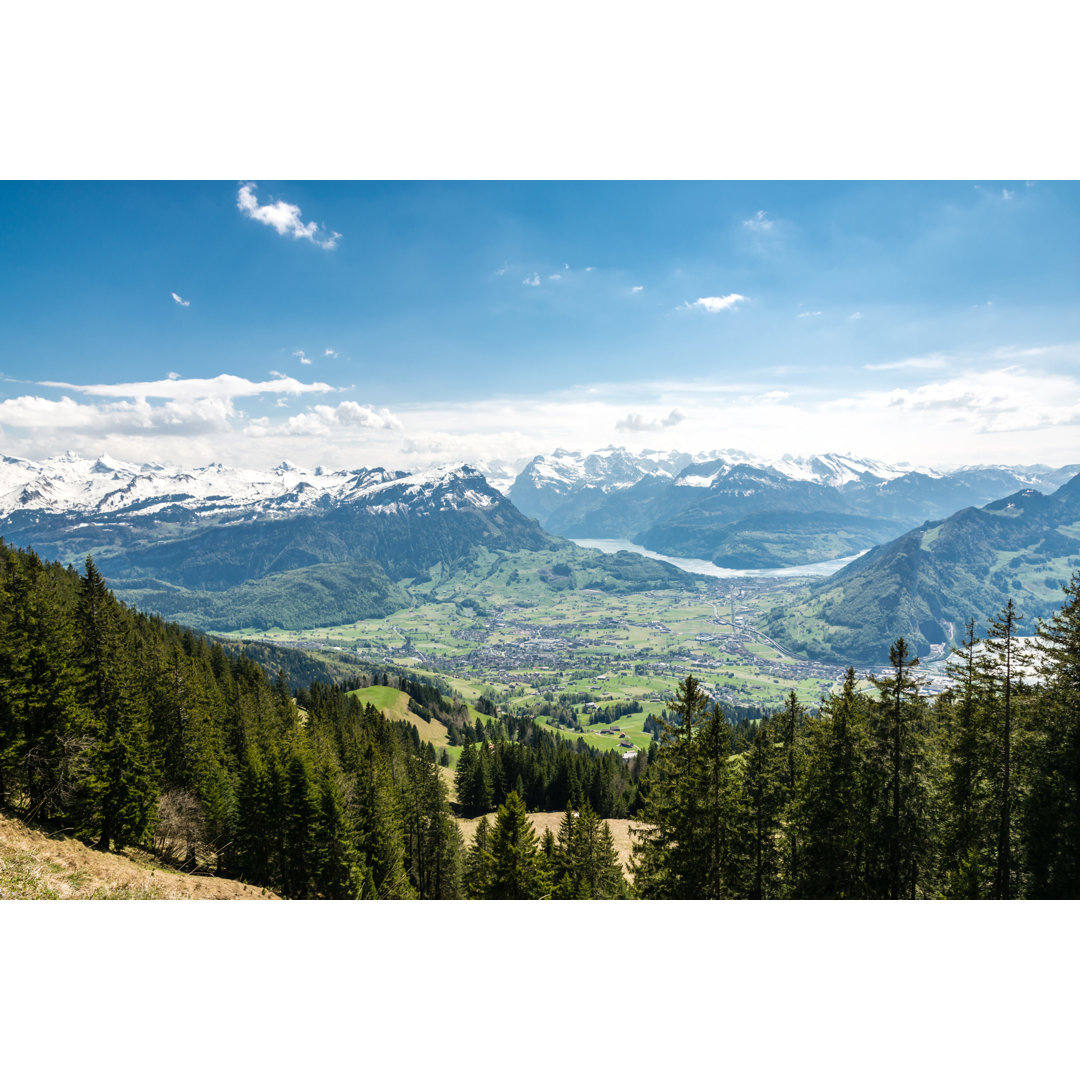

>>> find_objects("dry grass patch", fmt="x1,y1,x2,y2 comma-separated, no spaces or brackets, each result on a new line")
457,811,636,872
0,810,278,900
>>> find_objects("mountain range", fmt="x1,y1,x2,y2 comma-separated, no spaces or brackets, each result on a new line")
3,448,1078,663
507,446,1079,568
0,453,687,631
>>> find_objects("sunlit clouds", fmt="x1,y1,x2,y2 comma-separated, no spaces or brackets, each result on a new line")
236,182,341,250
684,294,747,313
1,358,1078,473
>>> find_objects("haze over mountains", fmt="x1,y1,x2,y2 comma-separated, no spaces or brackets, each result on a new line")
508,446,1079,569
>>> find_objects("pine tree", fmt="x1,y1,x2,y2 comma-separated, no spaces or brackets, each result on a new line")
689,705,742,898
313,766,366,900
776,691,805,894
552,803,627,899
793,668,869,898
0,550,89,821
940,620,994,896
463,815,493,898
631,675,711,898
869,638,929,899
77,559,158,851
487,791,547,899
1024,574,1080,897
739,717,785,899
982,599,1023,900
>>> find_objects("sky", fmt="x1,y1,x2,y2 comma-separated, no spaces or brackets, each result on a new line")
1,179,1078,476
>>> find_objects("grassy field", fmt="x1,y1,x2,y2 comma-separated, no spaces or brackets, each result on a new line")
347,685,453,751
0,811,276,900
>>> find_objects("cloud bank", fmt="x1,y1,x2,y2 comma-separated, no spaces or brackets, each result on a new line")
615,408,685,432
2,354,1078,475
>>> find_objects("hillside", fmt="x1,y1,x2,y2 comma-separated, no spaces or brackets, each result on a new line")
764,473,1080,663
0,810,276,899
0,539,465,899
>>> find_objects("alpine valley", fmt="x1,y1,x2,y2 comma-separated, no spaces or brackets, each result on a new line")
2,446,1077,671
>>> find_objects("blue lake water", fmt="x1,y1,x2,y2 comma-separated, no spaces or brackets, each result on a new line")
569,538,864,579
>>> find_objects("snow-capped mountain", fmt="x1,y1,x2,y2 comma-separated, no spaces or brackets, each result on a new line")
506,446,1074,524
502,445,1079,569
508,446,701,519
0,453,499,523
0,452,556,634
511,447,913,506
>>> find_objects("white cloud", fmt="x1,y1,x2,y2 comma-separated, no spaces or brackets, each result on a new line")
743,210,773,231
246,401,402,438
1002,188,1015,200
171,292,190,307
631,285,644,293
686,294,747,313
864,354,950,372
857,368,1080,435
585,266,595,272
0,392,237,438
797,311,822,318
236,182,341,250
615,408,685,432
548,274,562,281
850,312,864,320
323,348,337,358
300,356,312,365
523,273,540,286
41,373,334,402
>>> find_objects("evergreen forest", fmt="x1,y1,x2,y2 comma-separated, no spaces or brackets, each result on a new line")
2,536,1079,900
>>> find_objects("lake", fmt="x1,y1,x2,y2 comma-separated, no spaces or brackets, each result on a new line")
569,538,864,579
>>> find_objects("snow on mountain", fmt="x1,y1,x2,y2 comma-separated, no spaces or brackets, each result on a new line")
770,453,914,486
518,446,701,494
0,454,498,522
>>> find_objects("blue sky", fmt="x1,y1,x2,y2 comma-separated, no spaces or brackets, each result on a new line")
2,180,1078,474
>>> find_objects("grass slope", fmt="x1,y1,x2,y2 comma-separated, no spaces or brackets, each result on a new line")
0,811,277,900
347,686,453,752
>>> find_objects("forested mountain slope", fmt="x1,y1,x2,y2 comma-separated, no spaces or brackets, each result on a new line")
764,474,1080,663
0,540,465,898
